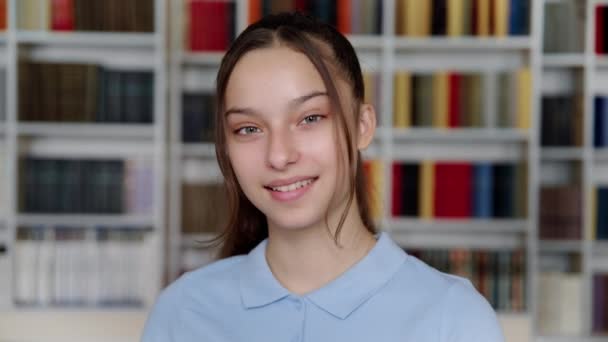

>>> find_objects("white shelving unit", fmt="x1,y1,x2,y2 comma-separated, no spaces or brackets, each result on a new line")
0,0,168,321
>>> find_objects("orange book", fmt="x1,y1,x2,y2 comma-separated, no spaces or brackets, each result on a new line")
475,0,490,36
337,0,351,34
249,0,262,24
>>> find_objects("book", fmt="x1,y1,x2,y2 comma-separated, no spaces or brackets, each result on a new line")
393,72,412,128
188,0,236,52
434,163,472,218
539,272,583,335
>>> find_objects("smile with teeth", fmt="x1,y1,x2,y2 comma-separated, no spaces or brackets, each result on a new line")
269,178,316,192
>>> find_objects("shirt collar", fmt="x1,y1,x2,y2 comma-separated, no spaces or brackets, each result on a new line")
239,232,407,319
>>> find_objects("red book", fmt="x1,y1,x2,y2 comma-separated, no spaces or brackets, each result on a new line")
392,163,403,216
434,162,472,218
0,0,6,30
51,0,74,31
448,73,461,127
295,0,307,12
337,0,352,34
597,6,605,54
189,0,230,51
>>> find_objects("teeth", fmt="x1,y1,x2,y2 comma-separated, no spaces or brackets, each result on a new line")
271,178,314,192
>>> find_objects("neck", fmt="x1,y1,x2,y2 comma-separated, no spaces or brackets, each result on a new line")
265,201,377,295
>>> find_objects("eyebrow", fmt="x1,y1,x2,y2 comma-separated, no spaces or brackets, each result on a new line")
224,90,328,117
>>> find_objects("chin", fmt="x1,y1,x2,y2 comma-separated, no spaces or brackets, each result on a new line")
266,211,326,232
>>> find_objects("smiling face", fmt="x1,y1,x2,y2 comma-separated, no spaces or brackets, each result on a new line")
223,45,355,233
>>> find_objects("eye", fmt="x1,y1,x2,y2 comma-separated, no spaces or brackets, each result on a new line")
300,114,325,125
235,126,261,135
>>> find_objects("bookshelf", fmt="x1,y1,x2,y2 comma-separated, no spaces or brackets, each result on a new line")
0,0,167,320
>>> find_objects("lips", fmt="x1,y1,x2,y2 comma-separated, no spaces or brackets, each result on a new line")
264,176,319,202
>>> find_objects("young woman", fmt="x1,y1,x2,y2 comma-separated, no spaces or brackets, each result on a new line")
142,12,504,341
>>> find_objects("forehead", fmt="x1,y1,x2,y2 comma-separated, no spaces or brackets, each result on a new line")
225,46,327,108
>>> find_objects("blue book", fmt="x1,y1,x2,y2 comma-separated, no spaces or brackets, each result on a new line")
508,0,529,35
595,97,605,147
598,188,608,240
603,97,608,148
473,163,494,218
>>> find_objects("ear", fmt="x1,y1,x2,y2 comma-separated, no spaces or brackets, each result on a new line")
357,103,376,150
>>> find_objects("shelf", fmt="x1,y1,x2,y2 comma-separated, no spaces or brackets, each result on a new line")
390,230,525,250
539,240,583,253
180,143,216,158
394,37,532,51
16,214,155,228
0,309,146,342
597,56,608,68
594,148,608,162
347,35,384,49
541,147,584,161
542,53,586,67
17,123,155,139
387,218,528,234
180,51,224,65
391,128,529,142
16,31,156,48
0,123,5,135
0,33,6,43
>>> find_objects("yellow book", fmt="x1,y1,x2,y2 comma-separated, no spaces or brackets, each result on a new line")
396,0,408,35
363,72,376,107
393,72,412,128
419,160,434,219
476,0,490,36
369,160,383,220
405,0,418,36
448,0,464,37
494,0,509,37
516,68,532,130
432,72,449,129
419,1,432,36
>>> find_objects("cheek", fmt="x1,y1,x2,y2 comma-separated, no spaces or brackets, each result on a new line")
227,142,262,185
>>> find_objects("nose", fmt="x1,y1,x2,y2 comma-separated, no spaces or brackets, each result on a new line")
266,129,299,170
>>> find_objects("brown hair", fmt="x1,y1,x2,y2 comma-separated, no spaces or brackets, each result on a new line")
210,12,376,258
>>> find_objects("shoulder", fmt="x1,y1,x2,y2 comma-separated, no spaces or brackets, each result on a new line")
140,255,247,342
393,255,504,341
438,276,505,341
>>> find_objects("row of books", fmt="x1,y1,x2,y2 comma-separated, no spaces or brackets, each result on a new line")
182,183,228,234
187,0,236,52
538,272,582,336
541,95,583,147
391,162,527,218
20,158,153,214
250,0,383,35
183,93,215,143
18,0,154,32
395,0,529,37
19,62,154,123
393,69,531,129
594,96,608,148
14,225,153,308
593,274,608,333
597,5,608,55
407,248,526,312
539,185,581,240
543,0,585,53
594,187,608,240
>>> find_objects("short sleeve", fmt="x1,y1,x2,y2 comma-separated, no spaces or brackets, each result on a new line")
439,279,505,342
140,279,183,342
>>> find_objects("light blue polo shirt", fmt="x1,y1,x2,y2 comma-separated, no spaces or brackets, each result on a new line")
142,232,504,341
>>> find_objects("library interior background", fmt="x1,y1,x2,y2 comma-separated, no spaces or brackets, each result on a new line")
1,0,608,341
